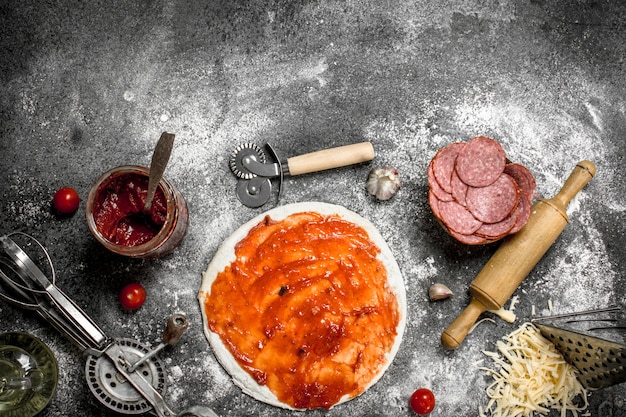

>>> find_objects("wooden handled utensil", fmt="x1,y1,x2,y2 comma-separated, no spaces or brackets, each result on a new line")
229,142,375,207
283,142,375,175
441,160,596,350
144,132,175,213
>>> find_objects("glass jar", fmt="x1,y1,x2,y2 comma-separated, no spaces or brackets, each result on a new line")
0,332,58,417
85,165,189,258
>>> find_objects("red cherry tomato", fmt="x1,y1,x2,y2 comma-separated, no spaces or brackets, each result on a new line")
53,187,80,214
119,283,147,310
409,388,435,415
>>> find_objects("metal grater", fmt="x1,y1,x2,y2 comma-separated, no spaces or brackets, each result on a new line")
533,307,626,390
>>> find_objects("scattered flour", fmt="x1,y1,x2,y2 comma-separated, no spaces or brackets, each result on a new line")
414,256,439,281
538,228,615,313
407,348,485,414
200,354,233,402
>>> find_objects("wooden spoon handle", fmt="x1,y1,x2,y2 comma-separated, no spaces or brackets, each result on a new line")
286,142,375,176
144,132,175,211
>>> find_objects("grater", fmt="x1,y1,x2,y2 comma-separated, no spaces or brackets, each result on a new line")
532,306,626,390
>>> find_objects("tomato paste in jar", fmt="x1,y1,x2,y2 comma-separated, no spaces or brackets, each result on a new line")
86,165,188,258
92,173,167,246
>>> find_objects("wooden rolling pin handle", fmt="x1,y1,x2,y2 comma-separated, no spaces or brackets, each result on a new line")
551,160,596,209
286,142,375,176
441,298,487,350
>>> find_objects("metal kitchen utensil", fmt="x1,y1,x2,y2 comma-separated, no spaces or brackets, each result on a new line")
0,232,218,417
229,141,375,208
533,306,626,390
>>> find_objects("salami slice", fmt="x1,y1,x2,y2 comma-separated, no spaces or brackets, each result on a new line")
428,190,443,221
508,190,531,234
438,199,482,235
475,209,518,239
428,161,453,202
455,136,506,187
504,163,536,200
432,142,465,194
466,173,519,224
450,170,468,206
448,229,487,245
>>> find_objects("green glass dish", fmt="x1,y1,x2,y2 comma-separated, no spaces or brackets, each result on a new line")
0,332,58,417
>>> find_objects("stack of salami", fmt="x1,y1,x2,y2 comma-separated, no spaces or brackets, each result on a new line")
428,136,536,245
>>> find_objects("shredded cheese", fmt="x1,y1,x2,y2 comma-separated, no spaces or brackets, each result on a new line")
488,295,520,323
470,317,497,334
479,322,588,417
489,308,516,323
470,296,521,336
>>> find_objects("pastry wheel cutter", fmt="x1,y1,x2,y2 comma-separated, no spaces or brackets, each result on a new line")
229,141,375,208
532,306,626,390
0,232,219,417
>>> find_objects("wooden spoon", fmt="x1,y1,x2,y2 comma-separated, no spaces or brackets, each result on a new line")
144,132,175,213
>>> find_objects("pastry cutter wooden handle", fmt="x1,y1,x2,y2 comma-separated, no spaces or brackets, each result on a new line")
230,142,375,207
441,160,596,350
285,142,376,175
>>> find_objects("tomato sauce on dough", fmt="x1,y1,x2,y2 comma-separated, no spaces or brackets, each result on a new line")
205,212,400,409
93,173,167,247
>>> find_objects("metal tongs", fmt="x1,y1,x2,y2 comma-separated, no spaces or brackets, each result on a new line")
0,233,218,417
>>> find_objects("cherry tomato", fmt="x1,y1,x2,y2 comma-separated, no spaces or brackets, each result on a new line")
409,388,435,415
119,283,147,310
53,187,80,214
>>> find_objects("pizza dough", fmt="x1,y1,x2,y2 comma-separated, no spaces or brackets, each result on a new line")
198,202,406,410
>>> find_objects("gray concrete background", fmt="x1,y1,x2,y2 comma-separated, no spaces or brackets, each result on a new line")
1,0,625,416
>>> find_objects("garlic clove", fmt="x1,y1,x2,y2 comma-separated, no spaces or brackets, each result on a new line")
367,166,401,200
428,283,453,301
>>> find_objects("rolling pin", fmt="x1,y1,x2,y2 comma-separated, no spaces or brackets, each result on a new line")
441,160,596,350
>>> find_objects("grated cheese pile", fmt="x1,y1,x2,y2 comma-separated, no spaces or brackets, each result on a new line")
479,322,589,417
